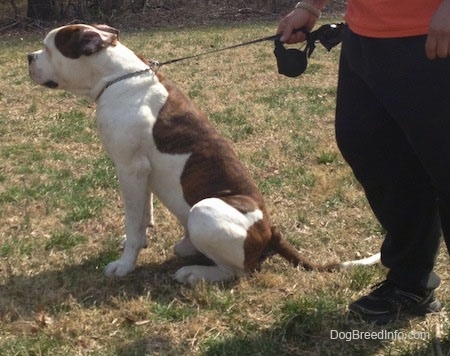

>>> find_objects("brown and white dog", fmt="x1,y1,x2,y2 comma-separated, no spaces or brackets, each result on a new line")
28,24,380,284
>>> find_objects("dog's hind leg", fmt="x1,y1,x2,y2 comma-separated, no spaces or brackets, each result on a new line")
174,197,263,284
104,158,151,277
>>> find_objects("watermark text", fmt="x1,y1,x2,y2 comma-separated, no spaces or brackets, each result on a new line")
330,329,430,342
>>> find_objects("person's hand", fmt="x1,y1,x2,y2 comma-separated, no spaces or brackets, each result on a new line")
277,8,319,44
425,0,450,59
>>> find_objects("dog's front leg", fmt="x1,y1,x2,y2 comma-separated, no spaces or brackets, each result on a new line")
104,159,151,277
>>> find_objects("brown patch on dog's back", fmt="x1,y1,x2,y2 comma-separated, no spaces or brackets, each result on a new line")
154,74,265,209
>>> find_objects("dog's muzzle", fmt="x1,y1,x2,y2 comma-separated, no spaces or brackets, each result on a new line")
27,53,59,89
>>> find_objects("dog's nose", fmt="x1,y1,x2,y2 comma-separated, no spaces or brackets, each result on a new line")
27,53,35,65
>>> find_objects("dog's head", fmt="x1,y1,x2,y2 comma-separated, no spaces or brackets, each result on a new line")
28,24,120,96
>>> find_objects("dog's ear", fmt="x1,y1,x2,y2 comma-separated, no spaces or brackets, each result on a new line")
92,24,120,41
55,25,118,59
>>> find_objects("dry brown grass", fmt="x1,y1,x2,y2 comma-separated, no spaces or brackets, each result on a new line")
1,20,450,355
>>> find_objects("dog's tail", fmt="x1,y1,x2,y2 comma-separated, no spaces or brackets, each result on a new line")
269,226,380,272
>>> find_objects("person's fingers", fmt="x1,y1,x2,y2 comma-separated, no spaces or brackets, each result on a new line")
425,31,450,59
436,34,450,58
278,21,294,43
425,35,437,60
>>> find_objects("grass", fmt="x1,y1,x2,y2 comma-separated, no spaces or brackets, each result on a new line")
1,20,450,355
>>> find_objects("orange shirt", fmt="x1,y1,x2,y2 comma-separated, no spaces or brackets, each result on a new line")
346,0,442,38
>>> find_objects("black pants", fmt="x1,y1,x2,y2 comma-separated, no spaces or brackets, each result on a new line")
335,27,450,291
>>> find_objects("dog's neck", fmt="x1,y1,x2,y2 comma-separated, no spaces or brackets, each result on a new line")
83,42,152,102
94,68,152,102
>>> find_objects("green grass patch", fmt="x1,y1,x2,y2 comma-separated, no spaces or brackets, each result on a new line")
45,231,88,251
47,109,96,143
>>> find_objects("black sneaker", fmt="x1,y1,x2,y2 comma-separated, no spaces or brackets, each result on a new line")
349,280,441,325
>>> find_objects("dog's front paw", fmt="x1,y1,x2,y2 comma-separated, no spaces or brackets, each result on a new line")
104,259,135,277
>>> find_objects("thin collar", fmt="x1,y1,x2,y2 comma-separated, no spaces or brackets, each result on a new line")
95,68,151,102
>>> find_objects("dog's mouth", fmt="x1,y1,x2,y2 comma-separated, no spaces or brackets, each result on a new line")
44,80,59,89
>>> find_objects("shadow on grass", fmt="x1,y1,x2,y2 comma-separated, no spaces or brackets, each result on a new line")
0,251,220,317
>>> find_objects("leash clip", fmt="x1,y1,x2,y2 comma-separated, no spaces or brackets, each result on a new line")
149,59,162,73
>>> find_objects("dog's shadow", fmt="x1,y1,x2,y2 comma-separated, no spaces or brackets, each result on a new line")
0,251,229,320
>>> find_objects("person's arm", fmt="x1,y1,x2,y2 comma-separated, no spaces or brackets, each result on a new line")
277,1,329,44
425,0,450,59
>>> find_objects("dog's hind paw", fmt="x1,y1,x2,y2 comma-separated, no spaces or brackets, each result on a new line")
174,265,235,285
104,259,135,277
